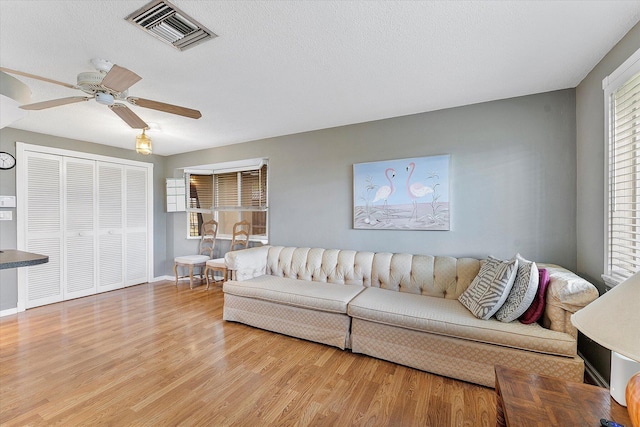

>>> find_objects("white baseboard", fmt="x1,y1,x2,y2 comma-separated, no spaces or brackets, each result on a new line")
580,350,609,388
0,307,18,318
150,275,174,283
151,275,212,284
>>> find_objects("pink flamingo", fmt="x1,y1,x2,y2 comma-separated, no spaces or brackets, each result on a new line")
373,168,396,212
405,162,433,220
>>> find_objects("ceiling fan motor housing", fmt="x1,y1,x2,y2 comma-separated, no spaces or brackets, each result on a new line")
77,71,105,93
90,58,113,73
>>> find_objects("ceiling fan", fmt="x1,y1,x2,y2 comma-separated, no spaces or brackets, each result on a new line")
0,58,201,129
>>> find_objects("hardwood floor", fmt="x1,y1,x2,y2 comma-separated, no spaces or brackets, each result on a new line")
0,281,496,426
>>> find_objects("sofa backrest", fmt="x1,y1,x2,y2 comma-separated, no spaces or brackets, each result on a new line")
266,247,375,286
264,246,481,300
371,253,481,299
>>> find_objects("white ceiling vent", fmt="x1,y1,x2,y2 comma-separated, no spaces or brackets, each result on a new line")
126,0,217,51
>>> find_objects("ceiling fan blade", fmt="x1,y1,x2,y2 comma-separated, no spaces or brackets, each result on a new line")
1,67,77,89
20,96,91,110
126,97,202,119
109,104,148,129
100,65,141,93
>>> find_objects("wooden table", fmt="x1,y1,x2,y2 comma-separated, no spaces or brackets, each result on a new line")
495,365,631,427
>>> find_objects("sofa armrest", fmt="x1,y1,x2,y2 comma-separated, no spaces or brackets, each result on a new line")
225,246,270,281
538,264,599,338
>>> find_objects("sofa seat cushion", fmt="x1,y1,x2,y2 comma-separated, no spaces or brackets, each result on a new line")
223,275,365,314
348,287,576,357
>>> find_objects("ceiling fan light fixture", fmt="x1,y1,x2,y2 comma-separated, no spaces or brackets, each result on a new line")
95,92,114,105
136,128,152,155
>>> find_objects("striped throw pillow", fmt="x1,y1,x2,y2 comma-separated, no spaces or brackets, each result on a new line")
495,254,539,322
458,256,518,320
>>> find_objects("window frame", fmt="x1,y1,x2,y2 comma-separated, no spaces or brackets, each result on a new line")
602,48,640,287
184,159,268,243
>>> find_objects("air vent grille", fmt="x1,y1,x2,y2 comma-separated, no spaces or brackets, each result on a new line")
126,0,217,51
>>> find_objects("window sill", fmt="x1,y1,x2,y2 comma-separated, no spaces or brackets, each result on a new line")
601,274,622,289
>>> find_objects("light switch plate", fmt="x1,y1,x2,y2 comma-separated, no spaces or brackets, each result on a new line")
0,196,16,208
0,211,12,221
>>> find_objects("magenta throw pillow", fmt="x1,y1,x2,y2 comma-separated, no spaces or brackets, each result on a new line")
519,268,550,324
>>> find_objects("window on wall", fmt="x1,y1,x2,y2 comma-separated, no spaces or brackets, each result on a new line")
187,174,214,237
215,164,268,237
186,160,268,241
604,49,640,286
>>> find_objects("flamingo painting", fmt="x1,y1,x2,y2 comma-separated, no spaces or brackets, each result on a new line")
405,162,433,220
372,168,396,213
353,155,449,230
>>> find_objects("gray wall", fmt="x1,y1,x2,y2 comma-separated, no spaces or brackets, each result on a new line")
575,22,640,381
0,127,167,311
166,89,577,273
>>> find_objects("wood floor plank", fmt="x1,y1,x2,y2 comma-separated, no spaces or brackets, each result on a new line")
0,281,496,426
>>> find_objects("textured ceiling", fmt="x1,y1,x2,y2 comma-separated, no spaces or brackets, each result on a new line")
1,1,639,156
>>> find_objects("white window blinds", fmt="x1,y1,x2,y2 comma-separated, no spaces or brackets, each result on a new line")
188,174,213,210
186,174,213,237
214,164,267,210
607,69,640,283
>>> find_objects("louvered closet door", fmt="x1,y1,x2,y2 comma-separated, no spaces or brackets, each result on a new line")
24,152,64,308
125,166,148,285
63,157,97,300
97,163,124,292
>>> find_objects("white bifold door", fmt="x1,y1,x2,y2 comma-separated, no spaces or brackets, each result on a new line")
125,167,149,286
23,152,64,307
64,157,97,300
98,163,124,292
19,145,153,310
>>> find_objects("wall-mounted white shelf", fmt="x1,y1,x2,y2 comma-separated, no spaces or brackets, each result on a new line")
166,178,186,212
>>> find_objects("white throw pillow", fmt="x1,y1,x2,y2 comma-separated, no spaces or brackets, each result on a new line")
495,253,539,322
458,256,518,320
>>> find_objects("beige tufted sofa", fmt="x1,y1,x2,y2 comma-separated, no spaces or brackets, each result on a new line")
222,246,598,387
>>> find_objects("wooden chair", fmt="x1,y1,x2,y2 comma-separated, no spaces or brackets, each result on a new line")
205,220,250,289
174,219,218,289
